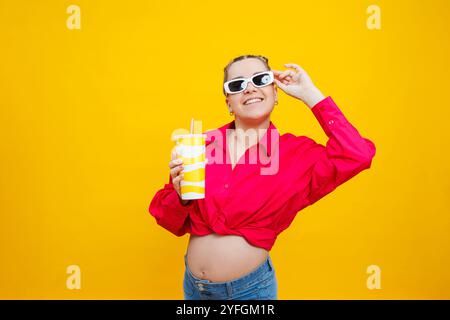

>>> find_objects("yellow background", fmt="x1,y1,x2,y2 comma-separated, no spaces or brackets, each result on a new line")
1,0,449,299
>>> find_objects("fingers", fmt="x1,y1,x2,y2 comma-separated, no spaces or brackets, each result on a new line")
169,157,183,169
169,148,183,169
272,69,294,86
170,164,184,178
170,147,184,197
170,162,184,195
273,63,305,78
169,147,184,197
275,69,295,79
283,70,295,78
284,63,305,74
275,74,293,86
274,78,287,90
173,173,184,185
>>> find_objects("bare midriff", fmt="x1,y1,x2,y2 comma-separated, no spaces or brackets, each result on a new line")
186,233,269,282
184,129,269,283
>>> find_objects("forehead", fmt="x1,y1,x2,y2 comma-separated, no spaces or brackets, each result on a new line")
227,58,267,79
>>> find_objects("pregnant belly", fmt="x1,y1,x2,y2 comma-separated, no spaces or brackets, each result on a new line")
186,233,269,282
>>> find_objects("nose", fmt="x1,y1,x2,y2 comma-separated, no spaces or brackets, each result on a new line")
243,81,257,94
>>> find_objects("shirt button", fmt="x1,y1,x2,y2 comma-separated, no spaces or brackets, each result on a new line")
328,119,335,125
224,184,229,189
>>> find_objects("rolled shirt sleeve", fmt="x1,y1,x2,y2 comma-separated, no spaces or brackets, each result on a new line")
149,174,193,237
305,96,376,204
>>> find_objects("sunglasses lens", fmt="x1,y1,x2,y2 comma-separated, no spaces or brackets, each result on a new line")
253,73,272,86
228,80,246,93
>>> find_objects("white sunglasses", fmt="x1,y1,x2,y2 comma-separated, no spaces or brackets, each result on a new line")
224,71,274,94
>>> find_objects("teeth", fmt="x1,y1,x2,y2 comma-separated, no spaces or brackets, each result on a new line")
244,98,263,105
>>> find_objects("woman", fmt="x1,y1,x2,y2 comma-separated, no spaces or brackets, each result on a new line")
149,55,376,300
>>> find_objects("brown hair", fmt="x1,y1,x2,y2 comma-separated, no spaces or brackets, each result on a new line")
223,54,271,96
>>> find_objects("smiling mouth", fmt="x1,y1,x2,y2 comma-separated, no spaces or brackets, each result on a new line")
243,98,264,105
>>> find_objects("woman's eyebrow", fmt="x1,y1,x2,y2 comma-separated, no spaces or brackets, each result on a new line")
230,70,266,80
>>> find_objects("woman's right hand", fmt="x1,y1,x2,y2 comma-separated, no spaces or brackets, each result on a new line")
169,149,190,205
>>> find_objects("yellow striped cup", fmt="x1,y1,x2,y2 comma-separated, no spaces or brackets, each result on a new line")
173,133,206,200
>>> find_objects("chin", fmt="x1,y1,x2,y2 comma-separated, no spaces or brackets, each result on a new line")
239,112,270,122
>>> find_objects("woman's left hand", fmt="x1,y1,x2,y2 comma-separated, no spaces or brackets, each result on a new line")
272,63,325,108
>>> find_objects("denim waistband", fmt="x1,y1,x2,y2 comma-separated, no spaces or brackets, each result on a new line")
183,253,274,290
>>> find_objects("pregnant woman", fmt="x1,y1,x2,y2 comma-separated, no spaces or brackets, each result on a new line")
149,54,376,300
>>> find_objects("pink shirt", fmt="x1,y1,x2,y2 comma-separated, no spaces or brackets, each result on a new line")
149,96,376,251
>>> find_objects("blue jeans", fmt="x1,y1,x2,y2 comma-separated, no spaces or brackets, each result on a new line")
183,253,278,300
